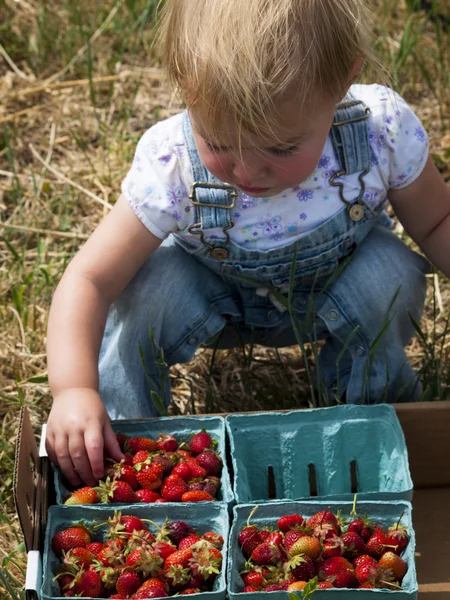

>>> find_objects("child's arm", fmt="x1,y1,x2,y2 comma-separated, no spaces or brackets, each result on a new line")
389,157,450,276
46,195,162,487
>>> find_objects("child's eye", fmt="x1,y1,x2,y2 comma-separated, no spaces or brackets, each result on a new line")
269,145,298,157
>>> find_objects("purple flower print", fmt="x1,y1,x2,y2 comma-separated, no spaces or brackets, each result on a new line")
173,144,185,161
159,154,172,165
318,155,331,169
297,189,314,202
171,210,182,222
165,187,187,207
414,127,426,143
239,193,257,210
299,213,307,220
255,215,283,236
384,116,394,125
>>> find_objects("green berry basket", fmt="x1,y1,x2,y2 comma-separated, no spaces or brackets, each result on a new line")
53,415,234,508
41,501,229,600
228,500,417,599
225,405,412,504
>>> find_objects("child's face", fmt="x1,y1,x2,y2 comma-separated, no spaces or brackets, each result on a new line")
190,95,337,197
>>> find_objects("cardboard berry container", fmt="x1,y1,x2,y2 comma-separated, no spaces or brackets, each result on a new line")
41,501,229,600
227,500,417,600
53,415,234,508
226,405,412,504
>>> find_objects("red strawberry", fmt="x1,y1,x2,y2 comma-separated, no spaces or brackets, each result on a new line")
178,535,200,550
135,463,164,490
318,582,334,589
132,450,150,466
353,554,377,569
189,431,213,455
385,522,409,555
379,551,408,582
63,547,95,571
241,571,265,587
203,479,219,498
96,478,138,503
265,531,283,547
172,462,192,481
119,515,148,534
116,571,141,597
152,455,174,476
126,437,157,454
322,535,344,559
135,489,161,503
132,578,169,598
85,542,103,557
283,529,305,552
109,463,140,490
64,487,99,505
126,549,164,578
318,557,358,589
72,567,104,597
366,527,387,558
243,585,259,593
284,554,315,581
161,475,187,501
347,517,375,542
195,450,222,476
97,542,125,568
340,531,366,559
355,562,378,585
288,535,322,560
182,490,214,502
238,526,263,559
164,548,193,569
157,433,178,452
164,548,193,588
180,588,201,594
277,514,304,532
185,458,207,479
307,509,340,540
153,541,178,560
52,526,91,556
188,543,222,582
265,582,291,591
251,543,281,566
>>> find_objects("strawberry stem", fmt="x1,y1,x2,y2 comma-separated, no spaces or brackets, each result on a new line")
246,505,259,528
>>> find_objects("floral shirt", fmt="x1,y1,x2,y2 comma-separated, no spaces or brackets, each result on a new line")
122,85,428,250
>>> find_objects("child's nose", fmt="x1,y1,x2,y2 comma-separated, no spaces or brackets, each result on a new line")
232,156,266,183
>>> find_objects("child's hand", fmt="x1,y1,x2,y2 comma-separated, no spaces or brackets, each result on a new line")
45,388,124,487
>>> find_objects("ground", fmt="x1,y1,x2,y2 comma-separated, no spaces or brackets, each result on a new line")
0,0,449,595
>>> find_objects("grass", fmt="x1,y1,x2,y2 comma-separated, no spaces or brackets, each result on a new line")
0,0,449,595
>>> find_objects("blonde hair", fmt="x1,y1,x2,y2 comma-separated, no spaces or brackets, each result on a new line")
160,0,379,143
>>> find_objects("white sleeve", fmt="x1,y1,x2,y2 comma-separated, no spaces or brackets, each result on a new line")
121,120,192,239
365,85,429,190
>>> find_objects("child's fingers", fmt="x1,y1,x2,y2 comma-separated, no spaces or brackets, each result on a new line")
45,432,58,466
55,437,82,488
68,432,97,486
85,426,106,481
104,422,124,463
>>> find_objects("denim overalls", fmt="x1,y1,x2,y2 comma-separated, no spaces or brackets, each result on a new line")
99,101,429,418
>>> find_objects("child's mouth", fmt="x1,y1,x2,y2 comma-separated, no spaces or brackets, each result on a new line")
237,184,272,194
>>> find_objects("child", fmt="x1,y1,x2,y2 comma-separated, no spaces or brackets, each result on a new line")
46,0,450,487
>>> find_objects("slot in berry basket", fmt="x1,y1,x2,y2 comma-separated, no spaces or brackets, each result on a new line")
226,405,412,503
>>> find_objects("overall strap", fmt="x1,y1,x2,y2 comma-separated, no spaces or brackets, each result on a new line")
329,99,374,221
182,112,237,259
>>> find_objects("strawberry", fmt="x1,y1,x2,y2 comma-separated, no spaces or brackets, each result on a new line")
241,570,265,588
86,542,103,557
378,551,408,582
238,526,263,559
152,541,178,560
251,542,281,566
201,532,224,549
203,479,219,498
62,547,95,571
265,531,283,547
172,462,192,481
161,475,187,502
152,454,174,476
157,434,178,452
116,571,141,597
126,436,157,454
52,526,91,556
189,431,213,455
116,432,129,451
355,562,378,585
65,486,99,506
164,548,193,588
185,458,207,479
265,582,291,591
188,543,222,582
71,567,104,597
318,557,358,588
277,514,304,532
164,548,193,570
289,535,322,560
109,463,140,490
353,554,377,569
283,529,305,552
340,531,366,559
97,543,125,568
135,463,164,490
322,535,344,559
182,490,214,502
287,581,307,591
284,554,315,581
385,522,409,555
347,517,374,542
168,521,196,546
318,582,334,589
180,588,201,594
242,585,259,592
132,450,150,466
307,509,340,540
178,535,200,550
96,478,138,503
135,489,161,503
366,527,387,558
195,450,222,476
131,578,169,598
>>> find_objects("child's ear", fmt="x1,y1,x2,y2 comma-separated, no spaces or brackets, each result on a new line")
349,57,365,85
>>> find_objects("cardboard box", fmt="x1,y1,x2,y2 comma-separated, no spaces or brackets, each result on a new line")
14,402,450,598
